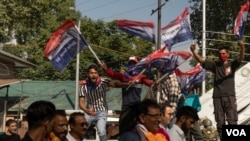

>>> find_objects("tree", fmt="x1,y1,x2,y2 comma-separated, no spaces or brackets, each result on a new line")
1,0,154,80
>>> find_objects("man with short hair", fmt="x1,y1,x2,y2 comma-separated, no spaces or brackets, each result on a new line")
159,103,174,132
190,40,245,140
169,106,199,141
0,119,20,141
120,99,169,141
79,64,130,141
48,110,68,141
66,112,87,141
21,100,56,141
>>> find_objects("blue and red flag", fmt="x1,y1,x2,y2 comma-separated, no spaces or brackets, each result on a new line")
129,46,191,75
161,7,193,51
175,64,207,93
234,2,250,40
116,19,155,43
44,19,88,72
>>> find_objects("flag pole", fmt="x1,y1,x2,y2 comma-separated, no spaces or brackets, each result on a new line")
88,45,101,64
156,0,162,103
126,69,146,90
75,20,81,110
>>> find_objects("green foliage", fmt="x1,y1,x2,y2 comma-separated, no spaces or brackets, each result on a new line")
1,0,154,80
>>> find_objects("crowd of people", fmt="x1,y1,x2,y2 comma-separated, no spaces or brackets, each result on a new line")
0,39,245,141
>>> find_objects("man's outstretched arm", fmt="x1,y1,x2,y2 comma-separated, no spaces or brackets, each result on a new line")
190,44,205,64
237,40,245,63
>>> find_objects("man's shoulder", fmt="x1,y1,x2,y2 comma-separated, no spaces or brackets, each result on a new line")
0,133,20,140
21,134,33,141
120,130,140,141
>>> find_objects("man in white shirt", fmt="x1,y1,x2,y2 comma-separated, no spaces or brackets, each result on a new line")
67,112,87,141
169,106,199,141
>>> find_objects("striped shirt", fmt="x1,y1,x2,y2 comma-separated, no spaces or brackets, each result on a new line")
79,78,110,112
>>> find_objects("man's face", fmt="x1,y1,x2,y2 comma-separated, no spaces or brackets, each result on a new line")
88,68,99,83
140,107,161,133
161,107,174,126
8,122,17,134
181,117,196,134
70,115,87,139
219,49,229,62
53,115,68,140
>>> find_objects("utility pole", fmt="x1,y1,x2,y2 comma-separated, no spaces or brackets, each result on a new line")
151,0,164,103
69,7,80,109
157,0,162,51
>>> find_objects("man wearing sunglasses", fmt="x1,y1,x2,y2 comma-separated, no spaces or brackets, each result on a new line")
67,112,87,141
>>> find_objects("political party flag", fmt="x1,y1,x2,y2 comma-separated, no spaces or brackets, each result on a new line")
161,7,193,51
44,19,88,72
116,19,155,43
129,48,191,75
234,2,250,40
175,64,207,93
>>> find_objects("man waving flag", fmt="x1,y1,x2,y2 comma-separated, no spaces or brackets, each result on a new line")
234,2,250,40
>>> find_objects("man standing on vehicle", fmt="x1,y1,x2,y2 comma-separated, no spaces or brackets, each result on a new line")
190,40,245,140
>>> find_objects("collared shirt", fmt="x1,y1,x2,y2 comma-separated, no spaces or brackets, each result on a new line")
79,78,110,112
66,133,84,141
169,124,186,141
159,73,181,109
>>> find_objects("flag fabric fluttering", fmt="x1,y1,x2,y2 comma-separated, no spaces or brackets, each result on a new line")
129,46,192,75
116,19,155,43
44,19,89,72
161,7,193,51
175,64,207,93
234,2,250,40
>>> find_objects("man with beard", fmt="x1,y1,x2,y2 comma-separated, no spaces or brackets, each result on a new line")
67,112,87,141
21,100,56,141
169,106,199,141
47,110,68,141
0,119,20,141
79,64,130,141
190,40,245,140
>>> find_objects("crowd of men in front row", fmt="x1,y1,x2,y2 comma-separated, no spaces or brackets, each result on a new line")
0,99,217,141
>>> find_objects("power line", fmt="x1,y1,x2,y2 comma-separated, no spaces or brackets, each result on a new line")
100,2,156,21
205,47,250,56
204,31,250,38
206,38,250,45
75,0,91,7
80,0,119,13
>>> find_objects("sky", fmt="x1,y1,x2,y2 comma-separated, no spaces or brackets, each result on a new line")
75,0,191,26
75,0,193,70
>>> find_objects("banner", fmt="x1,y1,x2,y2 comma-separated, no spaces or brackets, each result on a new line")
44,19,88,72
